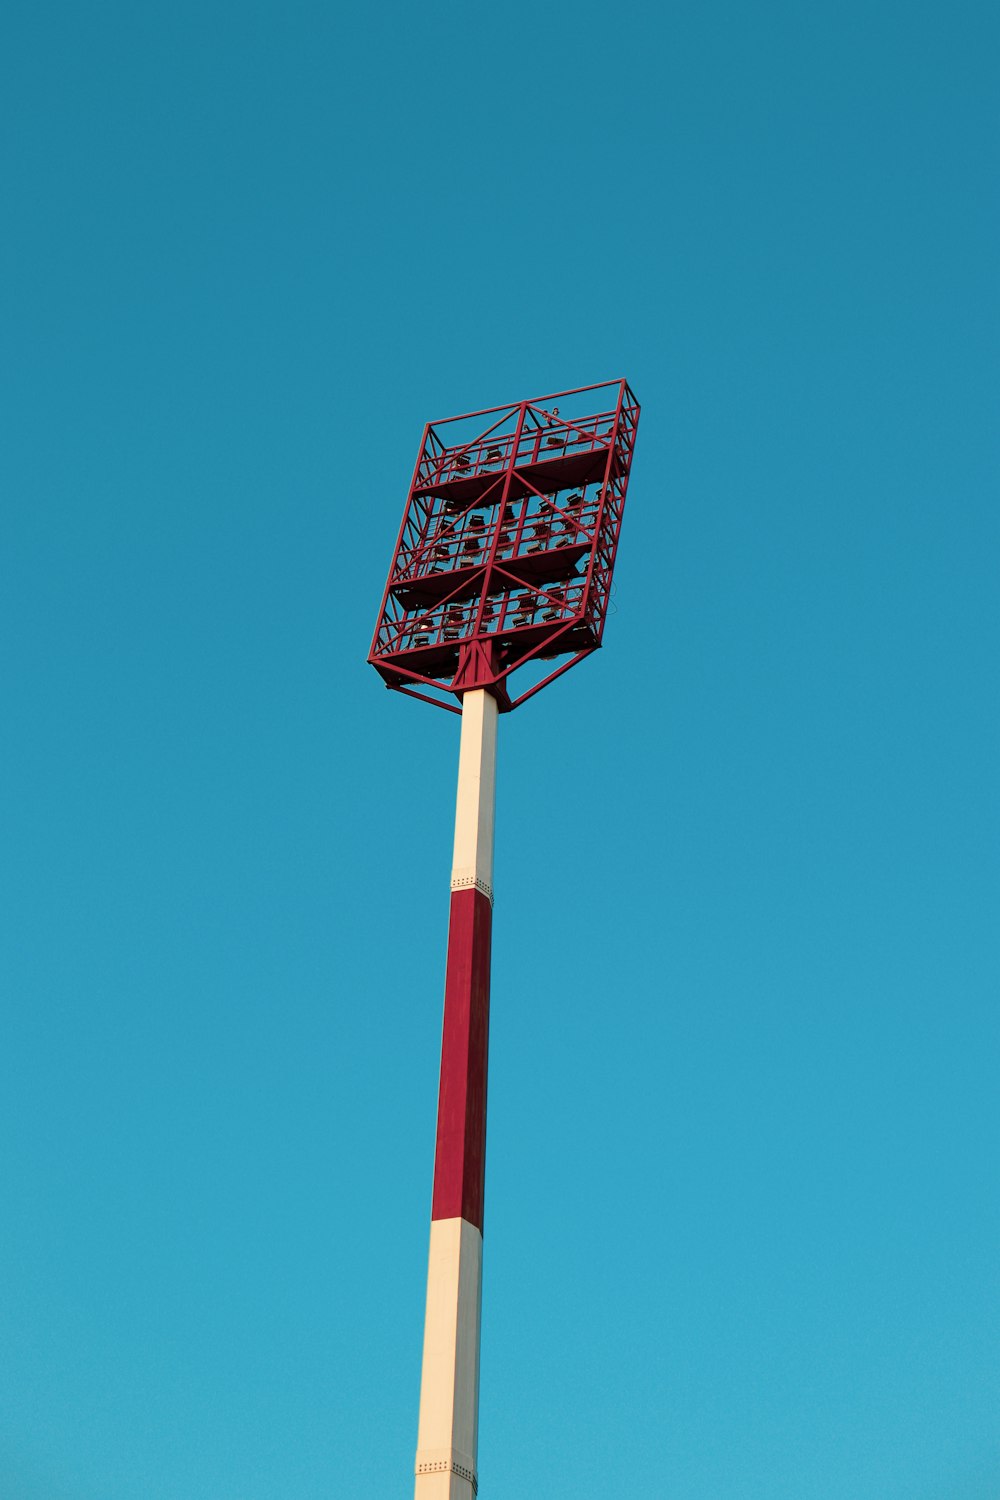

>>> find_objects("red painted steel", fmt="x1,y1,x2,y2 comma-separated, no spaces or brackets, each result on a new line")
368,379,640,711
431,887,492,1232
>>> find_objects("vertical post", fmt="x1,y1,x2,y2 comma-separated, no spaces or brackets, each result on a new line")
415,688,498,1499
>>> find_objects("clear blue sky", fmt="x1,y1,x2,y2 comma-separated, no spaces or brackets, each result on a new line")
1,3,997,1497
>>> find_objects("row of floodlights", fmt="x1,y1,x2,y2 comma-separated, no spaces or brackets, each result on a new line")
435,488,600,518
447,428,570,472
406,584,585,647
414,491,600,572
438,408,617,476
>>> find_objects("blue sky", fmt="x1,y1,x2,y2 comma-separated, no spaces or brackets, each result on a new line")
1,2,997,1497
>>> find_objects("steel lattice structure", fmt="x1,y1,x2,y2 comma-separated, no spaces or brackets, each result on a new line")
369,379,640,711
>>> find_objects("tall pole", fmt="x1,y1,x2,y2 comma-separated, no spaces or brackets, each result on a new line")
414,687,498,1499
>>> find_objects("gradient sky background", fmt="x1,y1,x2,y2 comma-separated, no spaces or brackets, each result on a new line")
2,2,998,1497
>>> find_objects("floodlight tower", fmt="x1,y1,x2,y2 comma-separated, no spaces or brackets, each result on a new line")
368,380,640,1498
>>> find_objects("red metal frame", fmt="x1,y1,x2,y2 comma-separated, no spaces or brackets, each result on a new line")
368,380,640,711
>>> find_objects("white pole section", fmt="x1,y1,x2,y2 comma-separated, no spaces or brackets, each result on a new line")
449,686,497,903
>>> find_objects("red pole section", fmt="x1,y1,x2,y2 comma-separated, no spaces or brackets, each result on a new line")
415,688,497,1500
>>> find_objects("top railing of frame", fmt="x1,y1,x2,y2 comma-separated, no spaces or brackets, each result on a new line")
426,379,637,429
414,381,638,494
